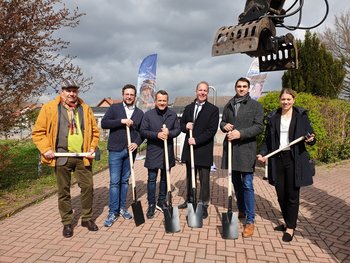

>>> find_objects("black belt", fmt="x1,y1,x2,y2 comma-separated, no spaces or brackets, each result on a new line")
278,150,291,158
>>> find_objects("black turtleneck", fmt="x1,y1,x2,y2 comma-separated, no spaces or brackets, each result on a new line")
156,107,168,115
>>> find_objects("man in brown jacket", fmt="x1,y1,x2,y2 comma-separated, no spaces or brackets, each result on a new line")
32,80,99,238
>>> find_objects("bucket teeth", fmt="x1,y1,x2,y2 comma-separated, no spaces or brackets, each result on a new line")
212,17,298,72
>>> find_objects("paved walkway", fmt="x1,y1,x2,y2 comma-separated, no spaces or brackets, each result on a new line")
1,146,349,263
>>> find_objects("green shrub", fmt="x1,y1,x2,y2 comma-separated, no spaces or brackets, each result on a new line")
258,92,350,163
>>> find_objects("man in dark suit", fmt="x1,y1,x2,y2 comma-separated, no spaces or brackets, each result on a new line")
179,81,219,219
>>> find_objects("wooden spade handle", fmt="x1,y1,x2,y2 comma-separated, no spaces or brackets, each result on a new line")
54,152,95,157
126,125,136,201
228,140,232,198
163,124,171,192
189,129,196,189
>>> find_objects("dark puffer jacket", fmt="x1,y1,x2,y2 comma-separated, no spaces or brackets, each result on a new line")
140,107,180,169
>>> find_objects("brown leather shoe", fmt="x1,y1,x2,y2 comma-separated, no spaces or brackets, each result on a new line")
242,223,254,238
81,220,99,231
63,224,73,238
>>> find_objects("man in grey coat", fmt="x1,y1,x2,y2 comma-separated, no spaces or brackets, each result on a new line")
220,77,264,238
140,90,181,219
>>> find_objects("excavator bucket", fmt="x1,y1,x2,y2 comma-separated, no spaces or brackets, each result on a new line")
258,33,298,72
212,17,298,72
212,17,276,57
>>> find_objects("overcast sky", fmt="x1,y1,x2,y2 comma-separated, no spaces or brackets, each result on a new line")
46,0,348,105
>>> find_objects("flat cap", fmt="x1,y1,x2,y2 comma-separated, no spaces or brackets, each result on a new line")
61,79,79,89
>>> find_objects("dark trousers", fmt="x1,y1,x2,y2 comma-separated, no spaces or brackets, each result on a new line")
275,151,300,229
55,157,93,225
147,168,167,206
185,162,210,206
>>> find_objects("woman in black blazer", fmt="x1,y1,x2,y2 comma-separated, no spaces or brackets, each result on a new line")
257,88,316,242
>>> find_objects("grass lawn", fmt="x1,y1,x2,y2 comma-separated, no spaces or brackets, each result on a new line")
0,140,108,218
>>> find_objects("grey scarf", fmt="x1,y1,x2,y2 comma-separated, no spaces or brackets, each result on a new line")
232,93,250,116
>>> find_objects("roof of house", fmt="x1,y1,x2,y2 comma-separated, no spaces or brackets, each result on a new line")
91,107,109,114
96,97,122,107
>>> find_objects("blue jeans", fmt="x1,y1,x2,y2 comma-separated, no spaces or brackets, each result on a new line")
232,171,255,224
108,150,130,214
147,168,167,206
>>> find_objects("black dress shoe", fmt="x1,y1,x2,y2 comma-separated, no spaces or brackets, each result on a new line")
178,202,188,209
282,231,294,242
156,202,167,213
274,224,287,232
63,224,73,238
202,206,208,219
81,220,99,231
146,204,156,219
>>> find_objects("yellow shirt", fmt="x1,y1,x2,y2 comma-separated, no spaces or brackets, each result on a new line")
68,109,83,153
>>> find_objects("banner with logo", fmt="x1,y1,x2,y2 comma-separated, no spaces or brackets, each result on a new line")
137,54,157,112
246,58,267,100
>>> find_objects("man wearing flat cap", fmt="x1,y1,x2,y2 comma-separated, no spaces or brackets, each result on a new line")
32,79,100,238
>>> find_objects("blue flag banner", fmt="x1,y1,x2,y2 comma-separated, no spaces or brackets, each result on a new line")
137,54,157,112
246,58,267,100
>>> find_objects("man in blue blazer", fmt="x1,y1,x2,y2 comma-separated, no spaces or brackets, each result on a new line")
101,84,144,227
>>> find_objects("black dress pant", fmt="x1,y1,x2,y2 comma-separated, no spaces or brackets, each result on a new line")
275,151,300,229
185,162,210,207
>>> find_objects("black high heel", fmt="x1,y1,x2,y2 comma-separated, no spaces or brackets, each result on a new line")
282,230,294,242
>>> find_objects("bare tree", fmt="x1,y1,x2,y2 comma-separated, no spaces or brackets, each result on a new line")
0,0,92,136
319,11,350,99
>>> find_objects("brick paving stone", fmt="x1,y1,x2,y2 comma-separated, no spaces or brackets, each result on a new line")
154,254,174,261
184,251,196,262
100,254,123,261
142,259,163,263
173,256,185,263
143,247,157,259
25,253,43,263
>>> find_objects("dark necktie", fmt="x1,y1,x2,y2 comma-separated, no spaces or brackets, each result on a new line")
194,103,201,122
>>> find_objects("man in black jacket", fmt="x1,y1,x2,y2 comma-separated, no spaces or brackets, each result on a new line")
179,81,219,219
101,84,144,227
140,90,181,219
